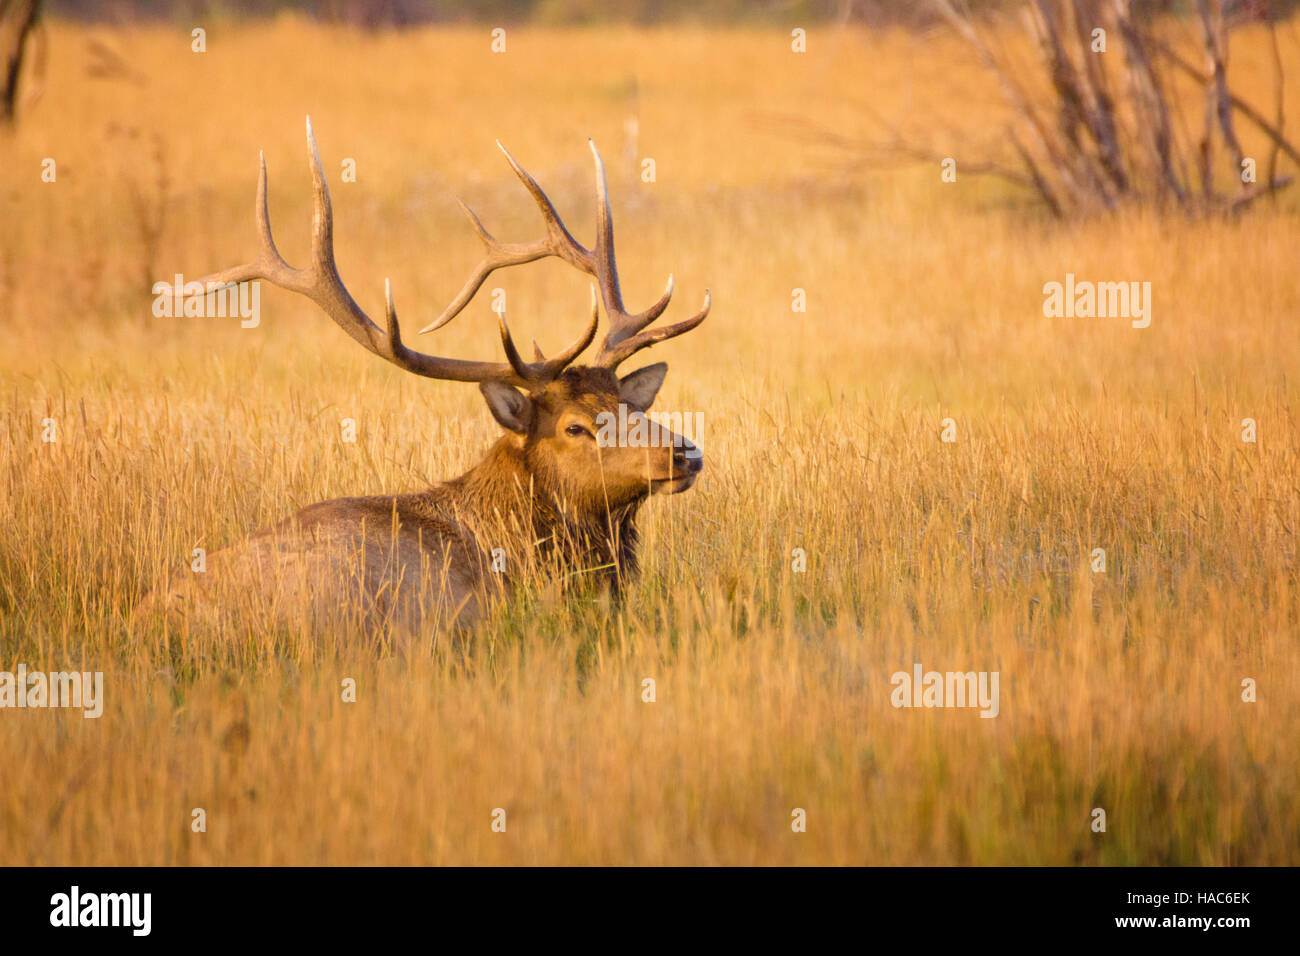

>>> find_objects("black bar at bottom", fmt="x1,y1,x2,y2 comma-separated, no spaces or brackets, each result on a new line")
0,865,1291,943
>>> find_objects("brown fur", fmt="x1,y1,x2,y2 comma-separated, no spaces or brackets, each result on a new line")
142,365,702,641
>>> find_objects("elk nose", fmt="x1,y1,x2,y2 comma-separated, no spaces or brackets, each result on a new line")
674,440,703,474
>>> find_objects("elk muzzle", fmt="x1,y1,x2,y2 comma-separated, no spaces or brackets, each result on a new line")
652,436,703,494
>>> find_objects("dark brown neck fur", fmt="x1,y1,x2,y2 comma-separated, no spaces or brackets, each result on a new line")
418,437,644,595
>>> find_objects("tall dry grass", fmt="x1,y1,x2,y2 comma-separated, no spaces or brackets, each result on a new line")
0,19,1297,864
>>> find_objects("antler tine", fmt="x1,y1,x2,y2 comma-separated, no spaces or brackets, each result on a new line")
496,284,600,389
587,140,675,351
597,291,711,370
418,141,594,335
197,116,592,391
496,141,595,273
586,140,705,369
198,150,297,290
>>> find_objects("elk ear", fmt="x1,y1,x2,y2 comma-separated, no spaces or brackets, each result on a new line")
618,362,668,412
479,381,533,434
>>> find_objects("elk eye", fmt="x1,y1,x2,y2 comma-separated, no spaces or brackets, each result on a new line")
565,423,590,438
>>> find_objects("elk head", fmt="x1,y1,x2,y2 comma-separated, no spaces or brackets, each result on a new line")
197,118,710,519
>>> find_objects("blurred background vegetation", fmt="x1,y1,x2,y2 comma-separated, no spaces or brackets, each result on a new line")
43,0,1300,27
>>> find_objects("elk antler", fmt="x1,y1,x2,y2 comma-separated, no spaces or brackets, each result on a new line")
420,140,710,370
197,117,596,391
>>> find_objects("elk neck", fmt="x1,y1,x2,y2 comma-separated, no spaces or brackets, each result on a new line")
432,436,644,587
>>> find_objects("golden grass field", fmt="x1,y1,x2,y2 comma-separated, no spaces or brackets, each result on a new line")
1,16,1298,864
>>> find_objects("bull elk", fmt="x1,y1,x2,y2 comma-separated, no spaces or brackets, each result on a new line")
147,118,709,638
